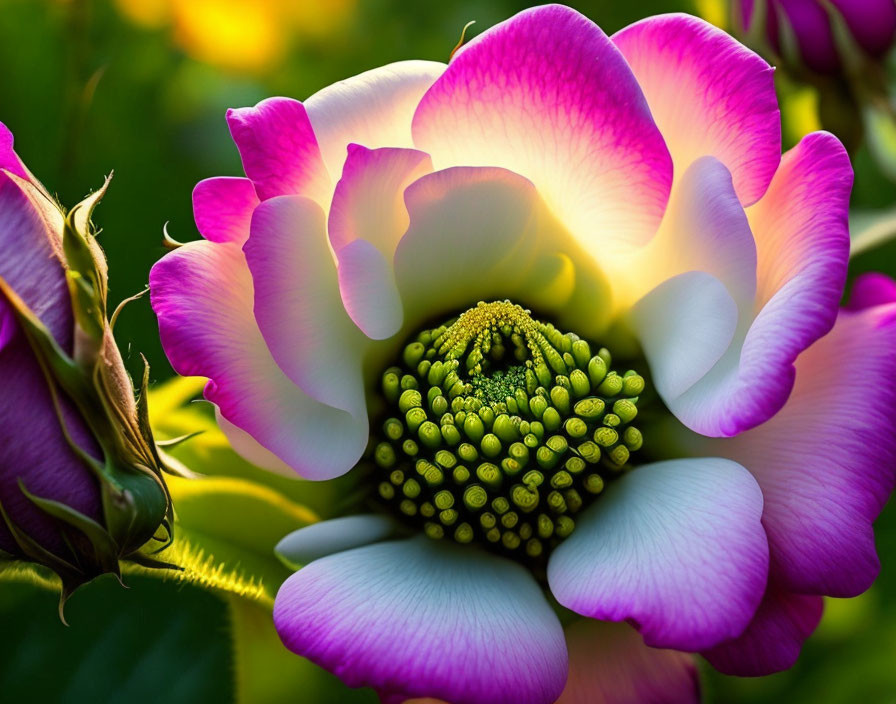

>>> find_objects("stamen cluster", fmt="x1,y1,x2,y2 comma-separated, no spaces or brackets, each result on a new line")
372,301,645,562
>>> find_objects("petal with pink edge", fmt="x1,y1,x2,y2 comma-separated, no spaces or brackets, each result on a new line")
226,97,330,203
273,537,567,704
192,177,259,244
305,60,445,180
0,122,29,179
412,5,672,253
328,145,432,254
846,272,896,310
149,240,367,480
244,195,368,415
613,14,779,205
557,620,699,704
548,458,768,651
657,131,852,437
695,290,896,596
702,586,823,676
328,145,433,339
393,166,612,339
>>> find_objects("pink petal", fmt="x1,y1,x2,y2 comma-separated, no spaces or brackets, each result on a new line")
0,122,29,180
702,586,823,676
613,14,780,205
273,537,567,704
149,240,367,480
557,620,700,704
305,60,445,180
845,271,896,310
548,458,768,651
412,5,672,253
243,195,369,414
192,176,259,244
328,145,432,339
697,295,896,597
328,145,432,254
628,157,755,401
662,131,852,437
226,97,330,203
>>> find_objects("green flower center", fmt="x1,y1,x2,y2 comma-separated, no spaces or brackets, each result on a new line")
371,301,645,563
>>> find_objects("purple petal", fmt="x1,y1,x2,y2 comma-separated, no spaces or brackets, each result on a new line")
192,176,259,244
0,171,69,346
226,97,330,203
0,298,101,556
830,0,896,58
548,458,768,651
274,537,567,704
702,586,823,676
412,4,672,252
149,240,367,480
697,295,896,597
557,620,700,704
613,13,780,206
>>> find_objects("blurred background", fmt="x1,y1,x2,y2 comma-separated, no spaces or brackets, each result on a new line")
1,0,895,702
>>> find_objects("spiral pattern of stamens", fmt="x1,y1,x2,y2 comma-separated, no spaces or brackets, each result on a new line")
371,301,645,563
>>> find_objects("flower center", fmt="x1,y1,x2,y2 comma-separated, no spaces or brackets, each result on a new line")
371,301,645,563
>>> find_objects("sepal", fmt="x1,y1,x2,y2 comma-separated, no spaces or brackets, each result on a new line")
0,178,178,606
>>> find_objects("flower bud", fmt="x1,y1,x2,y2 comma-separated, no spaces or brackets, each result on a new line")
0,125,175,612
739,0,896,74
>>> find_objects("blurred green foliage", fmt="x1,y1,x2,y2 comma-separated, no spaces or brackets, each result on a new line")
1,0,896,702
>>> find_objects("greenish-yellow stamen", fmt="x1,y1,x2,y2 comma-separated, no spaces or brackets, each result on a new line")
371,301,646,564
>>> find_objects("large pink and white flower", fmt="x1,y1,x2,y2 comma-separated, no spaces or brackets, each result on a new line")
150,5,896,703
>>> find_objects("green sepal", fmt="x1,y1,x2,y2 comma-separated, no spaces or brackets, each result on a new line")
17,480,120,577
0,497,89,622
0,176,177,602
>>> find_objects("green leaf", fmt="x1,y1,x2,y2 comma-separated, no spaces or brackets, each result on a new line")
147,376,363,519
0,472,374,703
0,576,232,704
227,596,378,704
126,473,318,608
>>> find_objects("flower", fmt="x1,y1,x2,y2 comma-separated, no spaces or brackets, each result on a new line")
738,0,896,74
149,5,896,703
0,123,175,608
